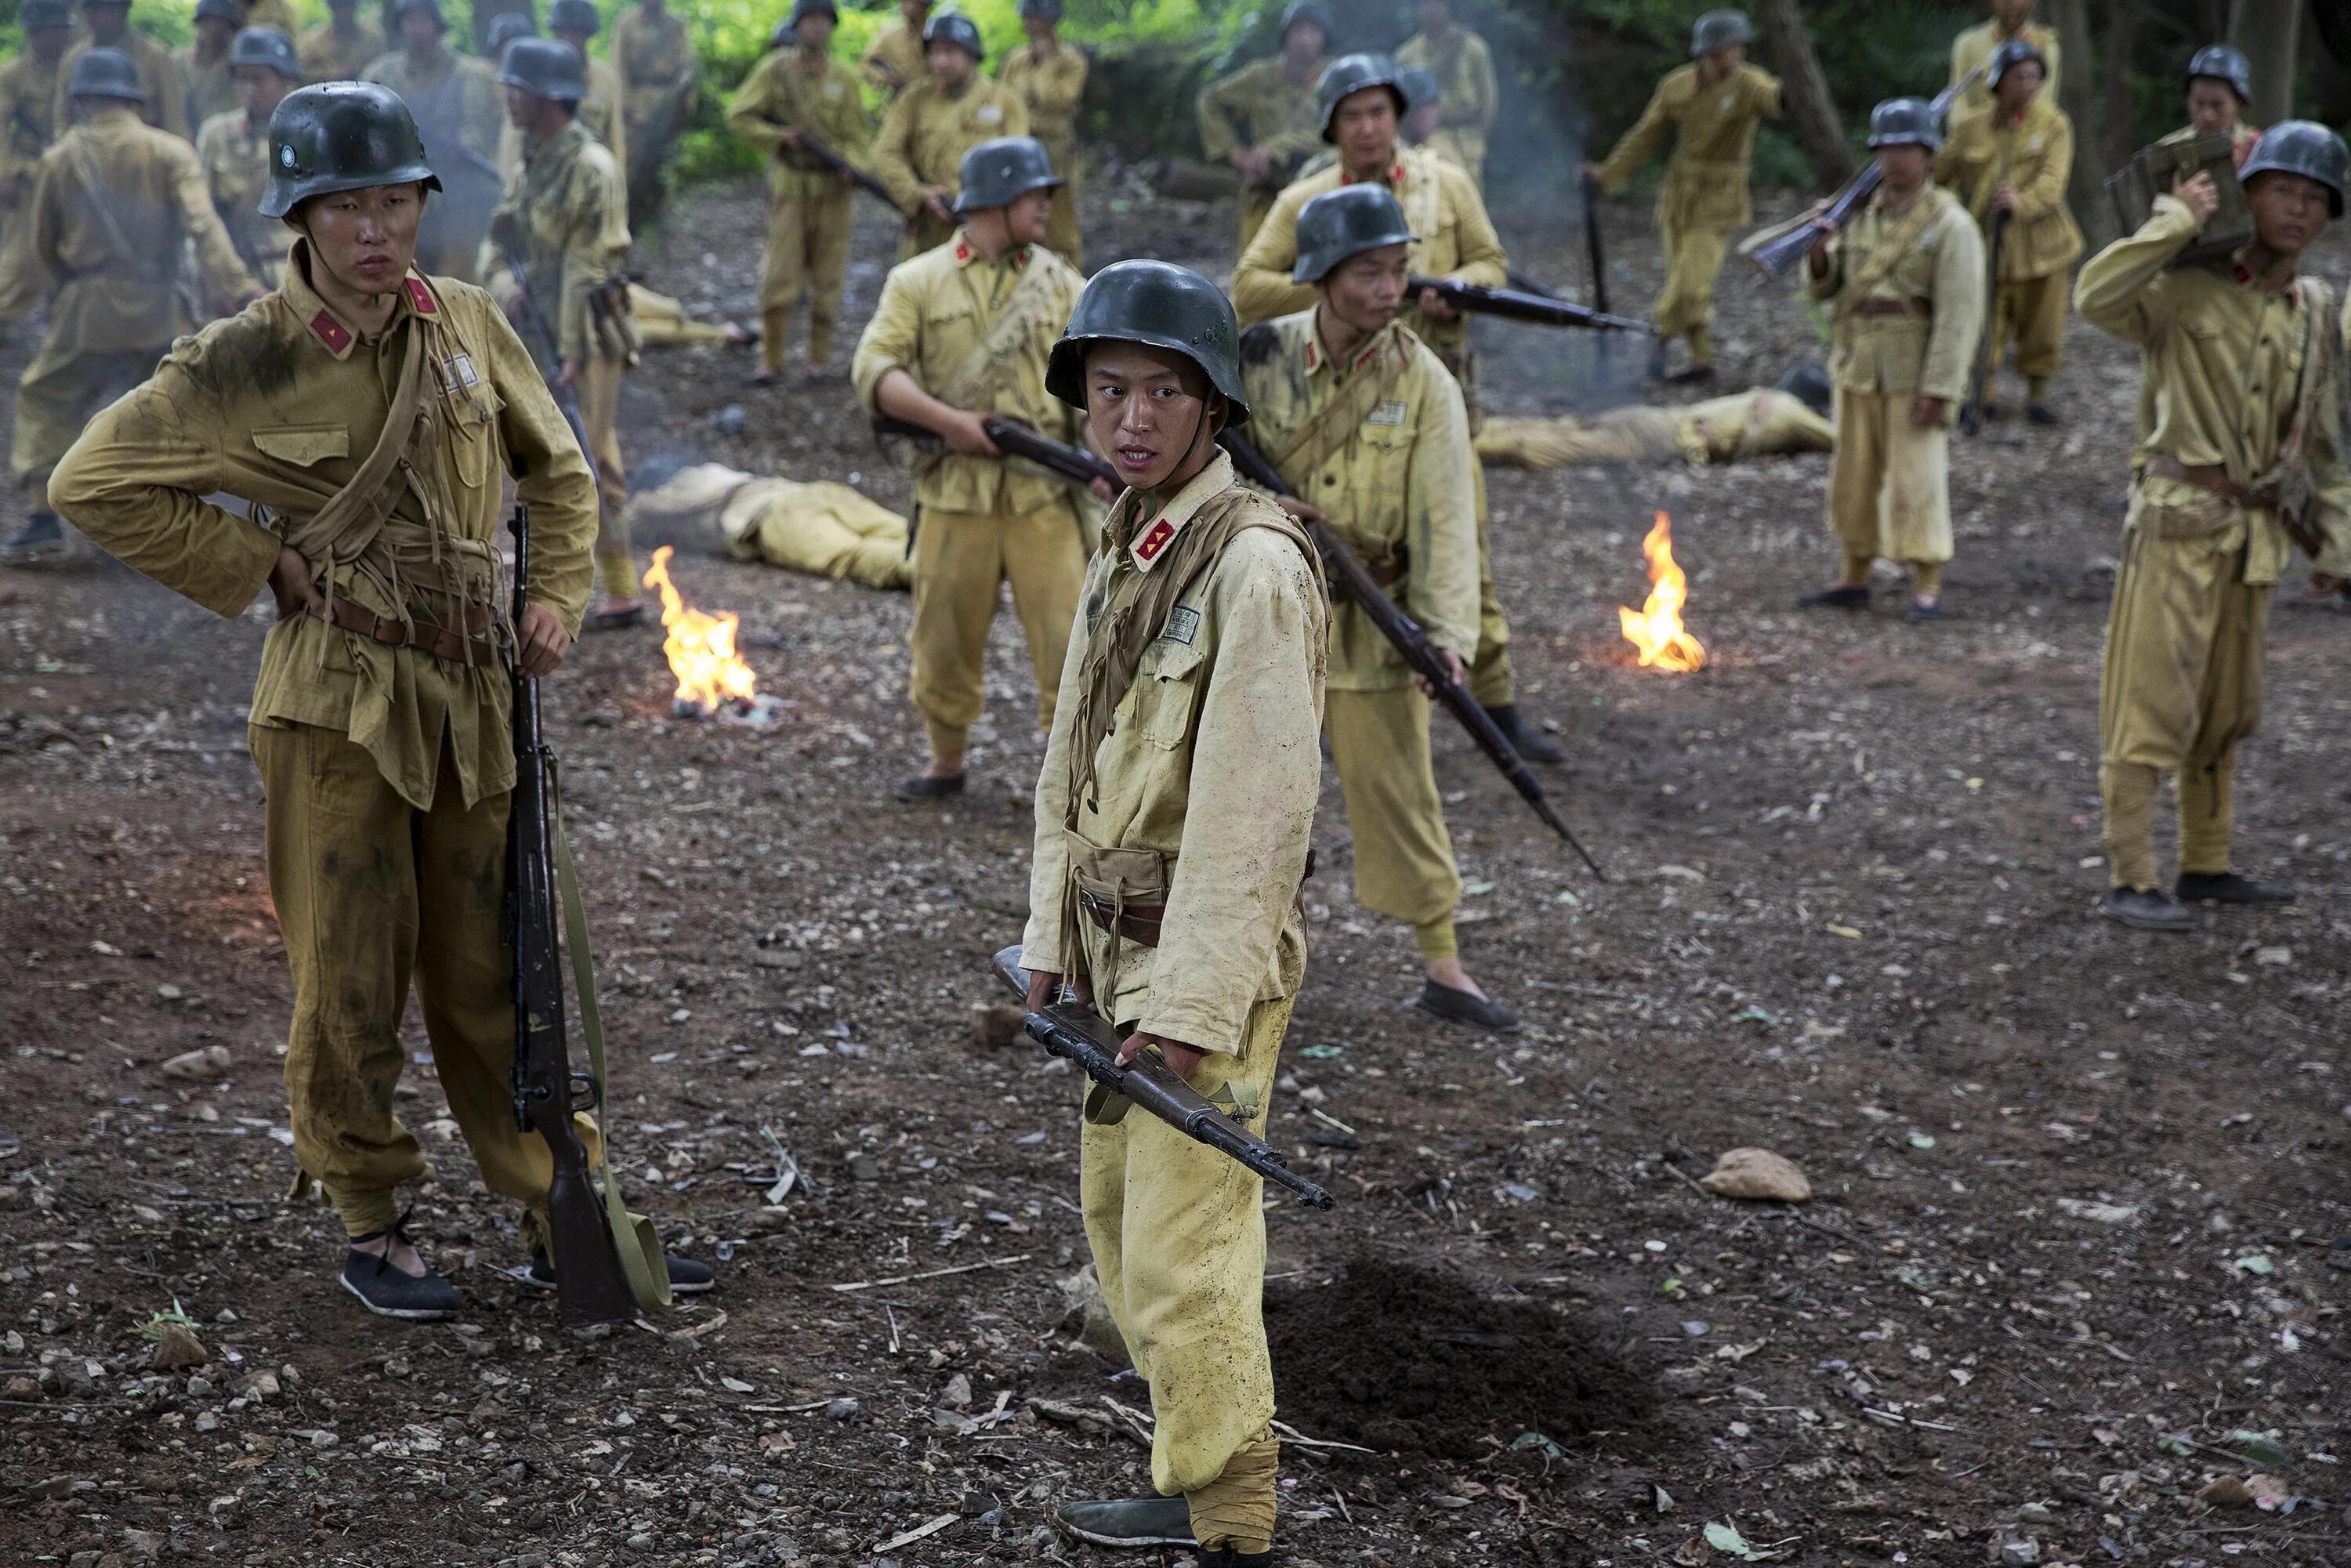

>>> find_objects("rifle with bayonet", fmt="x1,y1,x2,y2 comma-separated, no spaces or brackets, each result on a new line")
505,505,639,1327
1406,274,1655,335
491,237,600,489
1217,430,1607,879
871,412,1114,492
761,120,905,214
1740,66,1984,278
989,946,1334,1211
1581,168,1610,314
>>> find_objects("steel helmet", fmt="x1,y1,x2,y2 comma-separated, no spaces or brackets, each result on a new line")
1047,259,1251,425
2185,44,2252,104
76,0,132,9
486,11,537,52
953,135,1060,214
67,47,144,103
1292,184,1415,282
1988,38,2047,90
1018,0,1063,19
1866,96,1943,153
21,0,74,31
260,81,442,218
548,0,600,37
194,0,241,26
1316,53,1405,141
393,0,447,28
2240,120,2349,218
500,36,588,102
922,11,984,59
231,25,302,78
791,0,839,20
1278,0,1331,42
1776,362,1832,419
1398,65,1440,112
1689,9,1753,57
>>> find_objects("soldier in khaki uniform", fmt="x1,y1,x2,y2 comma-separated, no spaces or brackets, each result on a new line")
487,38,644,628
297,0,384,85
998,0,1086,266
495,2,630,201
2,49,258,567
1394,0,1493,186
1950,0,2058,118
364,0,505,279
852,136,1087,799
1239,187,1519,1030
726,0,870,386
1196,0,1330,252
2078,125,2351,932
50,81,712,1316
1798,99,1985,621
1476,365,1835,469
239,0,299,38
1234,53,1559,764
0,0,74,281
862,0,933,100
57,0,192,142
871,13,1027,262
1939,39,2080,424
611,0,694,230
197,27,303,299
2161,45,2259,168
1585,10,1780,382
1020,258,1326,1563
177,0,245,131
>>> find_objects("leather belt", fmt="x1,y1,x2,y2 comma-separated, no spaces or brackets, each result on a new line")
2144,454,2273,509
313,599,502,665
1079,889,1164,948
1853,299,1933,318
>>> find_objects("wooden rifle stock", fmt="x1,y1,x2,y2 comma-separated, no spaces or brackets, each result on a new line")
871,414,1116,491
791,128,907,215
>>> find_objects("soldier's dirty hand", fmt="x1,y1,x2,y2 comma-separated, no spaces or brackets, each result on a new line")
266,545,323,621
558,357,580,388
780,128,802,150
1089,476,1118,503
945,410,1002,458
2171,170,2219,226
920,186,955,223
1273,494,1326,526
2306,572,2348,599
516,601,573,678
1416,284,1458,323
1230,146,1270,184
1909,394,1947,429
1117,1029,1204,1085
1023,967,1092,1009
1992,181,2019,215
1415,645,1467,699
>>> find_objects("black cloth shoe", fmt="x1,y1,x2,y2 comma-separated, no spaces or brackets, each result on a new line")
1799,584,1869,609
2175,871,2295,906
341,1219,462,1320
1199,1550,1275,1568
585,598,647,631
523,1251,715,1294
1414,980,1522,1032
1667,362,1717,385
893,772,966,802
2099,885,2194,932
1906,597,1945,622
2027,404,2059,426
2,511,65,566
1481,703,1565,764
1056,1496,1196,1548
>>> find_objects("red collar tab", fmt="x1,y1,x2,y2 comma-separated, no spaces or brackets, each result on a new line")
955,240,972,263
309,310,352,353
1339,163,1402,187
403,276,436,315
1135,516,1176,563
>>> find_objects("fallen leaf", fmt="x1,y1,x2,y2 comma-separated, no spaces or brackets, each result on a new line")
1705,1521,1759,1559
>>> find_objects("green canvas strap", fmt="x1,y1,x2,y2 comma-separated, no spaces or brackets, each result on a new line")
548,755,673,1313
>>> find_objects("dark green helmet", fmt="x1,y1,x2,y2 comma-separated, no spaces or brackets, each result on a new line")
486,10,537,52
232,26,302,77
1397,65,1439,112
194,0,241,26
393,0,446,29
2241,120,2348,217
1866,96,1942,153
21,0,73,31
259,81,441,219
1316,53,1404,141
1689,9,1752,56
922,11,984,59
2186,44,2252,103
500,36,587,103
790,0,839,22
67,47,144,103
1988,38,2046,89
769,18,798,48
548,0,600,36
1018,0,1062,19
1278,0,1331,42
1292,184,1415,282
1048,260,1250,425
953,135,1059,214
1777,362,1832,419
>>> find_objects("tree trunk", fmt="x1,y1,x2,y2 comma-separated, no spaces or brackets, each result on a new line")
2230,0,2299,127
1755,0,1853,186
2045,0,2106,237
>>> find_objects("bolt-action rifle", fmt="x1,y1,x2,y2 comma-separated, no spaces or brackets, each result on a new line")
1405,274,1655,335
760,120,905,214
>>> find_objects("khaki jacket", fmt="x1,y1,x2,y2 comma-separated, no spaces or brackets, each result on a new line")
1474,389,1835,469
871,74,1027,209
361,47,503,162
176,42,240,130
1194,56,1327,194
23,105,255,360
862,23,930,99
998,41,1085,168
0,53,61,189
57,33,190,142
1593,61,1781,232
1949,20,2059,118
1806,183,1985,405
2076,195,2351,585
296,16,382,84
245,0,299,36
1940,96,2082,281
614,6,694,134
498,57,629,207
850,231,1084,516
1396,27,1495,165
484,121,633,366
1231,145,1506,367
726,46,871,203
1021,452,1328,1050
49,245,600,810
196,107,295,293
1237,310,1480,687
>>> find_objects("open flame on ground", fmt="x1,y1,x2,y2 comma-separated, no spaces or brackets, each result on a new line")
1617,512,1707,673
641,545,784,726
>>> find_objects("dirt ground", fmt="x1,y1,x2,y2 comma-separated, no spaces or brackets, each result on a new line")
4,167,2349,1568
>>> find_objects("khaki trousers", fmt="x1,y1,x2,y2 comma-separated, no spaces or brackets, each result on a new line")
1827,386,1952,567
758,179,854,371
1468,457,1513,707
1325,683,1464,930
1081,994,1291,1531
907,496,1086,758
577,352,633,599
2097,516,2268,890
1987,267,2068,386
253,722,563,1241
15,346,161,491
1655,212,1731,344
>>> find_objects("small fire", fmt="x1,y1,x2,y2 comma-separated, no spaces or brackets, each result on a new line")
641,545,765,716
1617,512,1707,673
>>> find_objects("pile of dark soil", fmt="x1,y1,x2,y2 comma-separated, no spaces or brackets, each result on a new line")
1266,1259,1655,1461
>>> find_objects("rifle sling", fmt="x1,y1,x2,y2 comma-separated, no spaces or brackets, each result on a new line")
1836,187,1950,318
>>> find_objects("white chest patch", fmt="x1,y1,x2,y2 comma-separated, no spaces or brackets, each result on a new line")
1365,400,1408,426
